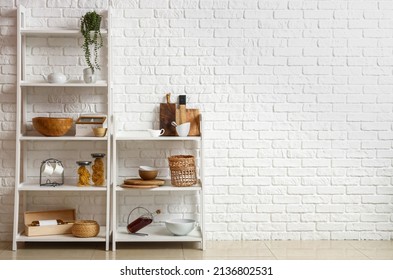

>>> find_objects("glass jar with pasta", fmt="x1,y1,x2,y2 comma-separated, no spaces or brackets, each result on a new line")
91,153,105,186
76,161,91,187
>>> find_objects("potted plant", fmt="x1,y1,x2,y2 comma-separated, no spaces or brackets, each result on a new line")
80,11,103,83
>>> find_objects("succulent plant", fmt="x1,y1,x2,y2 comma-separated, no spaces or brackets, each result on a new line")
80,11,103,73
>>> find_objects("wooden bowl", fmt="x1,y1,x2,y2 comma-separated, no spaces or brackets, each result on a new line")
32,117,73,136
139,169,158,180
93,127,107,137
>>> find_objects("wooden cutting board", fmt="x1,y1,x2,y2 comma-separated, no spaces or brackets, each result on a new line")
160,93,176,136
176,108,200,136
124,179,165,185
120,184,159,189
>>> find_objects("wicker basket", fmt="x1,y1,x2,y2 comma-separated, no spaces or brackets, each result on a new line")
168,155,197,187
71,220,100,238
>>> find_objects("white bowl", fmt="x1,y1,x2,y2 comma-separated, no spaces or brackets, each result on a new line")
139,166,158,171
176,122,190,137
165,218,196,236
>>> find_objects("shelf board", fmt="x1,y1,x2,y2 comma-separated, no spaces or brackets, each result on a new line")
20,80,108,87
20,28,108,37
115,225,202,243
16,226,107,242
116,179,202,192
19,135,109,141
19,183,107,192
116,131,201,141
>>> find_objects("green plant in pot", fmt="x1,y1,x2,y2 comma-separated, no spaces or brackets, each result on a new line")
80,11,103,83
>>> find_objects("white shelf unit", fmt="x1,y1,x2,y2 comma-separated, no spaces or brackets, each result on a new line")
12,5,112,251
112,119,205,251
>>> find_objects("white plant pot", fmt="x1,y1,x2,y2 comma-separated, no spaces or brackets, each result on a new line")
83,68,96,84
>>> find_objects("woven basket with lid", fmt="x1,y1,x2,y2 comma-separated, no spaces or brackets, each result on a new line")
168,155,197,187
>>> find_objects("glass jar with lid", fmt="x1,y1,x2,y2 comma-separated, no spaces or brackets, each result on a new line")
91,153,105,186
76,161,91,186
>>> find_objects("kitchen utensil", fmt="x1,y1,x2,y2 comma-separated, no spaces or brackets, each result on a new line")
160,93,176,136
32,117,73,137
124,178,165,185
176,109,200,136
39,158,64,187
92,127,107,137
139,166,157,171
91,153,105,186
76,161,92,187
139,169,158,180
120,184,160,189
148,129,165,137
41,72,69,84
175,122,190,137
42,162,54,176
52,162,64,176
165,218,197,236
178,95,187,124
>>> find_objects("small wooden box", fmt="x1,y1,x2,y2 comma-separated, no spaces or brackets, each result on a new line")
24,209,76,237
75,116,106,137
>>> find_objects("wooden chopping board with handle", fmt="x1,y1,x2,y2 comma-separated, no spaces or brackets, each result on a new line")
176,108,200,136
124,179,165,185
160,93,176,136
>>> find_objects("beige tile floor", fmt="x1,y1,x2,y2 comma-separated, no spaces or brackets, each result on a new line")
1,240,393,260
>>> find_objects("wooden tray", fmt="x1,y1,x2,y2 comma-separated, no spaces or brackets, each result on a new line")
124,179,165,186
120,184,159,189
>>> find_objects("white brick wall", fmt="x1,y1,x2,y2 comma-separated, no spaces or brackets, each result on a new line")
1,0,393,241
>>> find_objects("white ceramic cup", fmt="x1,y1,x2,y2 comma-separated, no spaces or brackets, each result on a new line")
176,122,190,137
42,162,53,176
148,129,165,137
52,162,64,176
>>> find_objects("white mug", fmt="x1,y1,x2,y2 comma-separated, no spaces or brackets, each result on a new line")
52,162,64,176
148,129,165,137
42,162,53,176
176,122,190,137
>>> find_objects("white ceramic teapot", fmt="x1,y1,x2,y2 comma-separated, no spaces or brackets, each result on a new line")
42,72,69,84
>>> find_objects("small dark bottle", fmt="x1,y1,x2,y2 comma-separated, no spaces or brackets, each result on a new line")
127,209,161,233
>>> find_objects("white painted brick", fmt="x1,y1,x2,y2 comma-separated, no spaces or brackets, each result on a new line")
3,0,393,242
362,196,391,204
287,223,314,232
272,214,300,222
347,186,376,195
316,205,344,213
301,214,328,222
184,10,213,19
257,223,286,232
241,213,269,222
287,205,315,213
